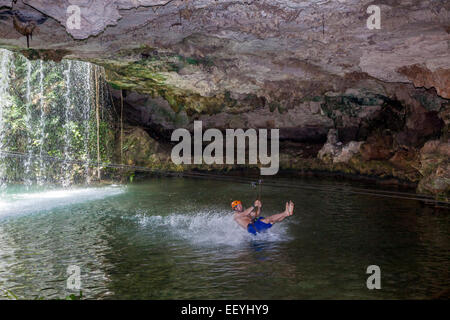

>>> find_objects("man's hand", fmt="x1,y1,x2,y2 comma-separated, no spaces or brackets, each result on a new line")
254,200,262,208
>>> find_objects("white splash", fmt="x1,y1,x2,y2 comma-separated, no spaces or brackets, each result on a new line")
0,185,125,217
134,210,291,246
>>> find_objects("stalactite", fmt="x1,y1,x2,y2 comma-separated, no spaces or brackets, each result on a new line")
12,15,36,49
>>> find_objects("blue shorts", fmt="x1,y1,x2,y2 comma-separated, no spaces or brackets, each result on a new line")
247,217,272,235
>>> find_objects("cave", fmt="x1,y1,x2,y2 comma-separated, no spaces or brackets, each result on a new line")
0,0,448,301
1,0,448,195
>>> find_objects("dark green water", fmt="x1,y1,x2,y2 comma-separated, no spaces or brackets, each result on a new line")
0,178,448,299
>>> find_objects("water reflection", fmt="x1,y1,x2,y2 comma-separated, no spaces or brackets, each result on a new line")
0,178,448,299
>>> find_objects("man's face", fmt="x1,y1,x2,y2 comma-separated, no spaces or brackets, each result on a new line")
234,203,243,212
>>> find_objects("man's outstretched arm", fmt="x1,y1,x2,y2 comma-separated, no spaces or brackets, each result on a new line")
235,206,255,218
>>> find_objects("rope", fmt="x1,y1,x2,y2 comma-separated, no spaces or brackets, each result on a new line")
183,172,449,207
178,170,444,202
0,149,448,207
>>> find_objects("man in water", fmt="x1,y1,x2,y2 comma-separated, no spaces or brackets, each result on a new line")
231,199,294,235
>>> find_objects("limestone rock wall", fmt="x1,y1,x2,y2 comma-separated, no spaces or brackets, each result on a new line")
0,0,449,195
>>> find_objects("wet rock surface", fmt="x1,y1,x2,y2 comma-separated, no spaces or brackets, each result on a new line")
0,0,448,101
418,140,450,196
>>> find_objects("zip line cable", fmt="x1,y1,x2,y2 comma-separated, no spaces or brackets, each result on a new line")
181,172,449,207
176,170,449,206
0,149,448,207
178,170,437,200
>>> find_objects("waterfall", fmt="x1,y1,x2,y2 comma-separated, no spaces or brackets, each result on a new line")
0,49,12,191
0,49,112,189
38,60,46,186
24,60,33,187
83,63,92,185
62,60,73,188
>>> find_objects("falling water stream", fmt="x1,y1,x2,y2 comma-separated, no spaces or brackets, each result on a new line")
0,49,12,191
0,49,109,188
38,61,45,186
63,61,73,188
24,61,33,187
82,64,92,184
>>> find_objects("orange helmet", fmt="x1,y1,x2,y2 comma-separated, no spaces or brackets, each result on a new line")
231,200,242,209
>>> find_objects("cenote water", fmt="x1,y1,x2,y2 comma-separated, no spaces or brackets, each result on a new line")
0,177,448,299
